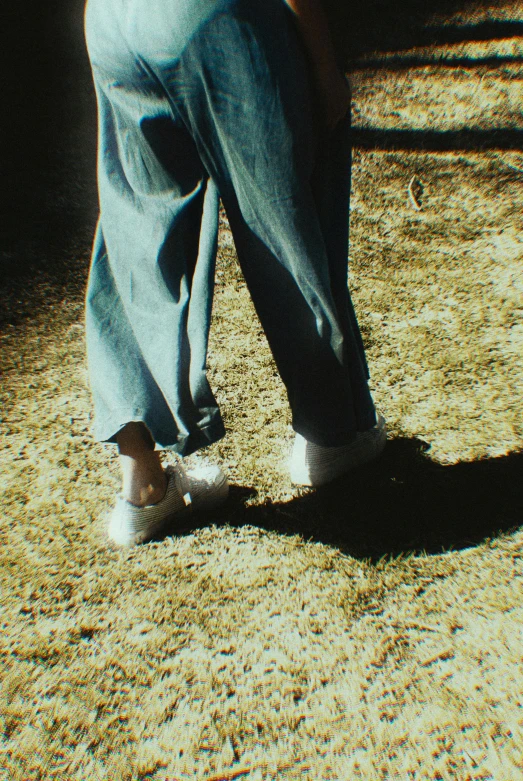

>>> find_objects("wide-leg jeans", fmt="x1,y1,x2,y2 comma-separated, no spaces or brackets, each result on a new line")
84,0,376,456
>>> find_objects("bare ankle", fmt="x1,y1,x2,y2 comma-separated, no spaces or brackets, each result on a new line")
120,457,167,506
123,476,167,507
116,423,167,506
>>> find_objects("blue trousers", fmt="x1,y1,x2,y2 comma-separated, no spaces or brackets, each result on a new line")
84,0,376,456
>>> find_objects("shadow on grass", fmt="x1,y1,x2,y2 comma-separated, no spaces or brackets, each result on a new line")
352,54,523,71
0,0,97,329
351,128,523,152
329,0,523,63
171,439,523,562
345,19,523,59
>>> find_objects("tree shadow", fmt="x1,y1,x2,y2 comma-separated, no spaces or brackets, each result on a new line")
351,127,523,152
327,0,523,63
353,54,523,72
345,19,523,60
171,440,523,562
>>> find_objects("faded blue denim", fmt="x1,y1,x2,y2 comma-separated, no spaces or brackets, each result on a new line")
84,0,376,456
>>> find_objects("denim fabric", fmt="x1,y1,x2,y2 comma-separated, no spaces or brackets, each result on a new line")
84,0,376,455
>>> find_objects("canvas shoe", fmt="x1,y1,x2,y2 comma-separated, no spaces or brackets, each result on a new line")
289,414,387,487
107,461,229,546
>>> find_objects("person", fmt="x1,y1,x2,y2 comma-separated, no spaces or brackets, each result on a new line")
84,0,386,546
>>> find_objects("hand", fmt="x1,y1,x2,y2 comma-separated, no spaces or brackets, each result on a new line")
316,67,351,130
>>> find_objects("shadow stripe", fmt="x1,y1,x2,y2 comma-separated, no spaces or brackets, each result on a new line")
411,20,523,47
350,127,523,151
350,55,523,72
336,19,523,65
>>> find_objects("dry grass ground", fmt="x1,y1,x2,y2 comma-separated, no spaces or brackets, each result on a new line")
1,1,523,779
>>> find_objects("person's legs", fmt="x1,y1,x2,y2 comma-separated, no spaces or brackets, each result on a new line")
85,0,225,457
85,0,383,543
85,0,230,542
286,109,387,486
166,0,377,447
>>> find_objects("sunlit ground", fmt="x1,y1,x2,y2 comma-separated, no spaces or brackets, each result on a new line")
1,2,522,779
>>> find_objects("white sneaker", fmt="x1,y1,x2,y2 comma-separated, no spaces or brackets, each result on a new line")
107,461,229,546
289,415,387,487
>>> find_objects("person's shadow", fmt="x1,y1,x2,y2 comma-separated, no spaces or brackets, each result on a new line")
169,439,523,561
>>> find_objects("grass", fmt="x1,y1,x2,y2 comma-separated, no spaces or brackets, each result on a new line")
1,1,523,778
